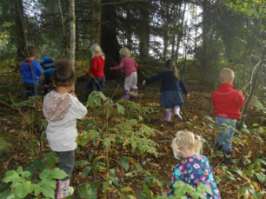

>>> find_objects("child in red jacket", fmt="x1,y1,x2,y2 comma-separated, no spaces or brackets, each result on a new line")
212,68,245,159
88,44,105,91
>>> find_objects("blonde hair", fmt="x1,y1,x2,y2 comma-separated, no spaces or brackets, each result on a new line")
173,65,180,79
166,59,180,79
90,44,104,57
219,68,235,83
171,130,202,159
119,47,131,57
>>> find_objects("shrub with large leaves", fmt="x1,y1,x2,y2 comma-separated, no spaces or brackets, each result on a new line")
0,166,67,198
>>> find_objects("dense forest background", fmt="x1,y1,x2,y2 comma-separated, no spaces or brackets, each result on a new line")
0,0,265,90
0,0,265,198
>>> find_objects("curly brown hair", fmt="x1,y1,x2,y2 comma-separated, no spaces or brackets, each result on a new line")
54,59,75,87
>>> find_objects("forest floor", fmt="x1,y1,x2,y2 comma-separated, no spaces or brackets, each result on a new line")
132,87,266,199
0,75,265,199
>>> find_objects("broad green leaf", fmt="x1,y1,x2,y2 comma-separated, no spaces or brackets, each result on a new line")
116,103,125,115
78,183,97,199
3,171,20,183
13,181,33,198
119,156,130,171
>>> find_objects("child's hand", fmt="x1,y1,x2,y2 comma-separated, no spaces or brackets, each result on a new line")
239,90,244,96
68,84,75,95
85,70,90,76
142,80,146,86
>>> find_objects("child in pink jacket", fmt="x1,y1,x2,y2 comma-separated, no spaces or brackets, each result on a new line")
111,47,139,99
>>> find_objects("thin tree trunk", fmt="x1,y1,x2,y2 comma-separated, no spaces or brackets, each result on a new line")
66,0,76,68
163,29,169,60
171,4,179,58
125,9,133,49
171,34,176,58
238,60,263,128
91,0,102,44
58,0,67,55
162,3,170,60
13,0,27,62
175,3,187,58
139,3,150,58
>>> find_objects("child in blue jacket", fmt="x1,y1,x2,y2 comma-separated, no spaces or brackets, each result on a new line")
41,55,55,94
20,46,43,97
143,60,187,122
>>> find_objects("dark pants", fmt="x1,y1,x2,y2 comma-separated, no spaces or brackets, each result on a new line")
42,78,54,95
87,77,105,92
24,83,38,97
56,151,75,177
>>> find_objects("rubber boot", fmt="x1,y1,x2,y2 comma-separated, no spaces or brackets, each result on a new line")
56,179,74,199
164,109,173,122
173,106,183,120
122,90,130,100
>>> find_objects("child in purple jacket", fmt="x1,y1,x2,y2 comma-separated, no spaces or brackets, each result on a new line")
169,130,221,199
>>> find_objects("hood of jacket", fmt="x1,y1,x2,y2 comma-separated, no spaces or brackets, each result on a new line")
43,91,71,122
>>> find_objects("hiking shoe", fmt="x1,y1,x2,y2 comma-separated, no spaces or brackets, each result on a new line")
214,144,223,151
63,186,74,198
223,150,233,164
56,179,74,199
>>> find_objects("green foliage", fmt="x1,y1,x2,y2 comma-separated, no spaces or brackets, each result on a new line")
86,91,108,108
168,181,211,199
76,91,159,197
217,157,266,199
78,183,97,199
225,0,266,18
109,119,158,155
151,181,212,199
83,91,158,156
0,166,67,199
0,136,10,153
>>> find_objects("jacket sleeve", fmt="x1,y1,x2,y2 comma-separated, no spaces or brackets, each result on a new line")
179,81,188,95
90,57,98,75
19,64,26,79
35,62,43,77
169,165,182,196
111,59,124,70
237,91,245,109
69,95,88,119
135,61,139,68
146,72,163,85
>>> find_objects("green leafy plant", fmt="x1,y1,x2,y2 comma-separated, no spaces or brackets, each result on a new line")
0,166,67,198
75,92,159,198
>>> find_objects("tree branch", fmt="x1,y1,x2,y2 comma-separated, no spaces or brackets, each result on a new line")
238,59,264,128
101,0,148,6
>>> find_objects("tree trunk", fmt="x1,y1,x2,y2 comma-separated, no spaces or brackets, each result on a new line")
175,2,187,58
139,3,150,58
125,9,133,49
91,0,102,44
66,0,76,68
58,0,67,55
162,3,170,60
163,28,169,60
198,0,216,84
13,0,27,62
101,1,120,68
